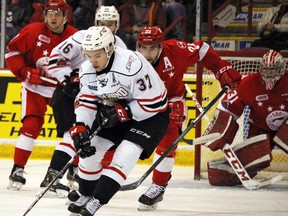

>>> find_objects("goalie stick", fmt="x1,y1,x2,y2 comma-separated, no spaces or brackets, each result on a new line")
120,86,229,191
222,143,283,190
22,126,101,216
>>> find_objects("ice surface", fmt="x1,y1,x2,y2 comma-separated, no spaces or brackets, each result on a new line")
0,159,287,216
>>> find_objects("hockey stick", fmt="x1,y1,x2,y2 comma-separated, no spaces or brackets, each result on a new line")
222,143,283,190
120,86,229,191
185,84,210,124
40,76,58,85
22,125,101,216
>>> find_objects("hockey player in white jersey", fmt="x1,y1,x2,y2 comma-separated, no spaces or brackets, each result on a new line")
67,26,169,215
40,6,127,197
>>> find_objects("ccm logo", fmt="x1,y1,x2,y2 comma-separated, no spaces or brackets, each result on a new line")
130,128,151,139
216,65,233,79
223,148,250,181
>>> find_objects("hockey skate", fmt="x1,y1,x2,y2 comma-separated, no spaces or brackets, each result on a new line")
65,189,81,205
39,168,70,198
7,164,26,190
80,197,102,216
68,194,90,214
66,165,78,190
138,183,167,211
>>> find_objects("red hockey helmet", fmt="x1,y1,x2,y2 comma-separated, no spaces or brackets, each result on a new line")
259,50,286,90
137,26,164,45
45,0,68,12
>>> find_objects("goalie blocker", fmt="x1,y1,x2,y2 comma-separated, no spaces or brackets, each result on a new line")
204,109,239,151
208,134,272,186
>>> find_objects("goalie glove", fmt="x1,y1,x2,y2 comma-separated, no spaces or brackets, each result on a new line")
96,101,132,128
69,122,96,158
214,60,242,90
21,67,45,85
62,69,80,98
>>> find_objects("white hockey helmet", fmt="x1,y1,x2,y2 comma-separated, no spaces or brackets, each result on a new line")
82,26,115,57
259,50,286,90
95,6,120,31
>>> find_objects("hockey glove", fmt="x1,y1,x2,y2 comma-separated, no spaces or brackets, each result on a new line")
214,60,242,90
62,69,80,98
96,101,132,128
69,122,96,158
169,101,186,129
21,67,45,85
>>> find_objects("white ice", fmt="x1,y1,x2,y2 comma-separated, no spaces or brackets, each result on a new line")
0,159,287,216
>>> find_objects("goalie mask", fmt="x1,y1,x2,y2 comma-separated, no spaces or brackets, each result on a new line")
259,50,286,90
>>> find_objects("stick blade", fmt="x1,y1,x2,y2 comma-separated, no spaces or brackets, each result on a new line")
120,182,139,191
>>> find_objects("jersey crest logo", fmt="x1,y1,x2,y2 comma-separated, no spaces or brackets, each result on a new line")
38,34,50,44
176,41,187,49
256,94,268,101
266,111,288,131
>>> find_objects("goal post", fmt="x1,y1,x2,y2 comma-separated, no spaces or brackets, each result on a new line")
193,48,288,180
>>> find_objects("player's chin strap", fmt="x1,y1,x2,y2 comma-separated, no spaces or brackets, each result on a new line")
120,86,230,191
222,143,283,190
22,126,102,216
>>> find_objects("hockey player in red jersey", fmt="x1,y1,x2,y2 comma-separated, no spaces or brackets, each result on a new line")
5,0,77,193
204,50,288,186
136,26,242,210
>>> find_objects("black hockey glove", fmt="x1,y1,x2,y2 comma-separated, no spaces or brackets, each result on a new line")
62,69,80,98
69,122,96,158
95,101,132,128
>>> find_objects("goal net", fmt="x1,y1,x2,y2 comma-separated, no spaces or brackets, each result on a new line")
193,48,288,180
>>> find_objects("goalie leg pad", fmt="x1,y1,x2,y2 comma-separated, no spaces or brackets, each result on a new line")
208,161,240,186
233,134,272,172
273,120,288,154
204,109,239,151
208,134,272,186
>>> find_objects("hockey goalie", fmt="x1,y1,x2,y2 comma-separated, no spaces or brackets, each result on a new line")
204,50,288,186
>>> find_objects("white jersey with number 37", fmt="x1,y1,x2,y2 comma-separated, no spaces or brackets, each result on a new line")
75,47,168,127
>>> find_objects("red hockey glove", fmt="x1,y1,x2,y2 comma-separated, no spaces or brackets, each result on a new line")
96,101,132,128
169,101,186,129
20,67,46,85
214,61,242,90
62,69,80,98
69,122,96,158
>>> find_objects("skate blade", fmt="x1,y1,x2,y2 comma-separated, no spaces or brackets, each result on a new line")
137,202,158,211
7,180,23,190
36,187,69,199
